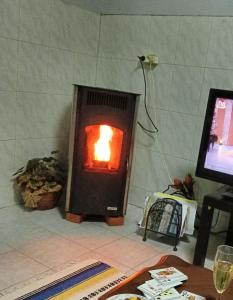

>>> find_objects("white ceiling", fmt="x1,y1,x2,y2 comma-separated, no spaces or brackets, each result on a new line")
64,0,233,16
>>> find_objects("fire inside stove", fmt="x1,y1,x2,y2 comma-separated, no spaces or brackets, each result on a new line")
84,124,123,172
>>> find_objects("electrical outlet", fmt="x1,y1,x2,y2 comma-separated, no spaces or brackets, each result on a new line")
142,54,158,66
138,54,158,67
147,54,158,65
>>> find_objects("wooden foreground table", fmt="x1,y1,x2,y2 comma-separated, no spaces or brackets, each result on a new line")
99,255,233,300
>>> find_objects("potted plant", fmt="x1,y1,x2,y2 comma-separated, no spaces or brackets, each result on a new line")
172,173,195,199
13,151,65,209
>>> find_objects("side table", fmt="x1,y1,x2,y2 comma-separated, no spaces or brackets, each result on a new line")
99,255,233,300
193,192,233,266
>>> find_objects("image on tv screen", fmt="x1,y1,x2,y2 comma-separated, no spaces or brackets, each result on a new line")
204,97,233,175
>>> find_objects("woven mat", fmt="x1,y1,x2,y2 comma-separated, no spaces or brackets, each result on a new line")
1,259,127,300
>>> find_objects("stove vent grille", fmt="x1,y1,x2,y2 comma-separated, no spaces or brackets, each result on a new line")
87,91,127,110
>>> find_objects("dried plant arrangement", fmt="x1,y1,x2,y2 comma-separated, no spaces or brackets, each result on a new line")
13,151,65,209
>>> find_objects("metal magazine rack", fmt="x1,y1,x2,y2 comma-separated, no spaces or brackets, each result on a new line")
142,198,182,251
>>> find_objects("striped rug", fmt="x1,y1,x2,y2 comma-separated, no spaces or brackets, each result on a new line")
1,260,127,300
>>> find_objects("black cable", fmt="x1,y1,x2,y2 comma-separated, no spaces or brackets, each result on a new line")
137,122,156,134
162,185,173,194
162,185,193,199
171,191,186,197
137,57,159,134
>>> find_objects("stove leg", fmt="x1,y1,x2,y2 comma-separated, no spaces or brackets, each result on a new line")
105,216,124,226
66,213,85,223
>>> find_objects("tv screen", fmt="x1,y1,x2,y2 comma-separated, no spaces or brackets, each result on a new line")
196,88,233,186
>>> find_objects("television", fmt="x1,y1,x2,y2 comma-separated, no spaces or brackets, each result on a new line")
196,88,233,188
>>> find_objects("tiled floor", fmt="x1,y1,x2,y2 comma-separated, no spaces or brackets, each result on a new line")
0,203,225,297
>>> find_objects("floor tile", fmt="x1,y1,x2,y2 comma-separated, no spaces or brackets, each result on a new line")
63,226,122,250
95,237,164,268
52,250,132,275
0,205,31,224
0,269,55,296
0,239,13,255
127,228,175,251
0,203,225,296
18,236,89,268
27,212,123,250
0,223,56,249
0,251,48,290
97,205,144,236
131,253,165,271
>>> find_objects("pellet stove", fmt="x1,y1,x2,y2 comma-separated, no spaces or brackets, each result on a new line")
65,85,139,225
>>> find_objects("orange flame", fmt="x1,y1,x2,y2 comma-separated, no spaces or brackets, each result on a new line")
94,125,113,161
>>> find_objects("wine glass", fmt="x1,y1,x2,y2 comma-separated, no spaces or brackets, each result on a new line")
213,245,233,299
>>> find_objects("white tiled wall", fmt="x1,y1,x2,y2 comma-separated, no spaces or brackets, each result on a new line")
96,15,233,208
0,0,100,208
99,16,150,60
1,1,233,210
